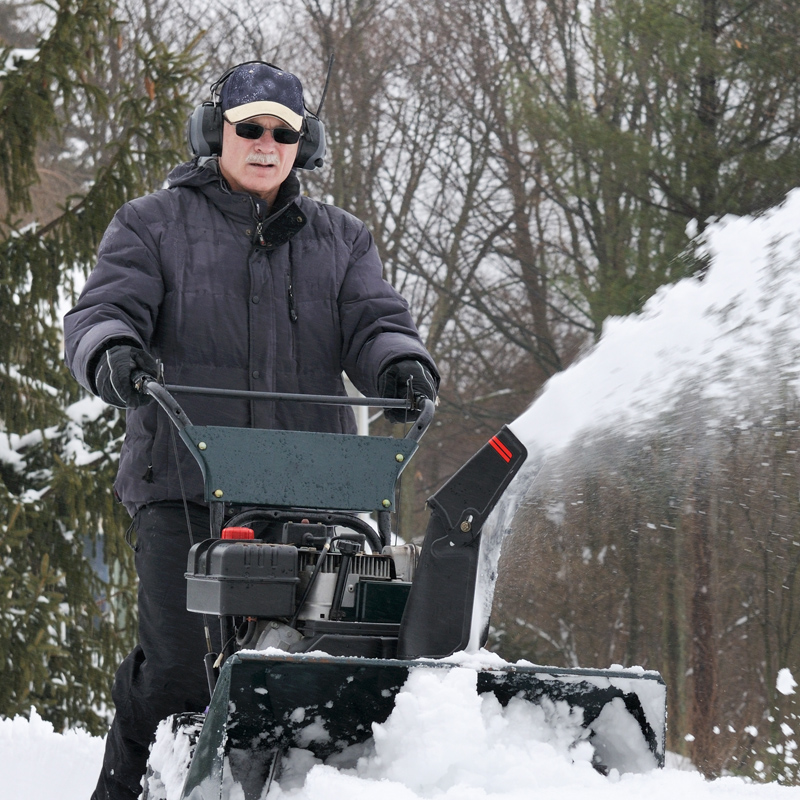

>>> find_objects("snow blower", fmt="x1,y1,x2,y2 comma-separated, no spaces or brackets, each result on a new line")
136,379,666,799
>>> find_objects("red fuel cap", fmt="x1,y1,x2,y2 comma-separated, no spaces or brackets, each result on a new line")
221,526,255,540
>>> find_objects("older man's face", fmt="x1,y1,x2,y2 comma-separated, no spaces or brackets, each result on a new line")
219,115,299,205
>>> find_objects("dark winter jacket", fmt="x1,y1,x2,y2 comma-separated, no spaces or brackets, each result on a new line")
64,159,437,516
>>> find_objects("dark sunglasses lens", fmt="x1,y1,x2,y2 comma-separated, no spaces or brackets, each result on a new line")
235,122,263,140
272,128,301,145
234,122,301,144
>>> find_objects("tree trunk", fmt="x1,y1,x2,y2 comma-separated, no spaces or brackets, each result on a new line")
687,468,721,775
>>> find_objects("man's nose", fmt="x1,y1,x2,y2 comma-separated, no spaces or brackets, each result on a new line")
256,129,280,144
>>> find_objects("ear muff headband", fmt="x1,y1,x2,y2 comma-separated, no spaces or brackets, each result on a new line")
186,61,326,171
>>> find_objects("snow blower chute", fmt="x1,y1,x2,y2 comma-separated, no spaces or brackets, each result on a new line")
137,380,667,799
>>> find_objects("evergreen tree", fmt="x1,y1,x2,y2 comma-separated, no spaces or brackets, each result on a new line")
0,0,199,733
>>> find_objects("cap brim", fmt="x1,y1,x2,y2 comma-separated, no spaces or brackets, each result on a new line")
224,101,303,131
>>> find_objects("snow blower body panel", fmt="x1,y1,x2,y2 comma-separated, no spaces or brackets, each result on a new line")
135,381,668,800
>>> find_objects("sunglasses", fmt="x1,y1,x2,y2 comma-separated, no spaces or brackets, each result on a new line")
232,121,302,145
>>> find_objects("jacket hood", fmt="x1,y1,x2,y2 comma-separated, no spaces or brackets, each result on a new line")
166,159,216,189
165,159,306,251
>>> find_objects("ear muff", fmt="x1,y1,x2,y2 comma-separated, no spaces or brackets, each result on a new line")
187,62,265,158
187,102,223,158
294,115,326,171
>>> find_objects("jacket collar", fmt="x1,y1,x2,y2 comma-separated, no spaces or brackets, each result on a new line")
166,159,307,248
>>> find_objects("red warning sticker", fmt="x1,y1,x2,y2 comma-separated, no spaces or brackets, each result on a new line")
488,436,512,463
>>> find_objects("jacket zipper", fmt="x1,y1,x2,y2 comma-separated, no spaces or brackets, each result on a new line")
288,279,298,323
251,197,298,322
251,198,267,246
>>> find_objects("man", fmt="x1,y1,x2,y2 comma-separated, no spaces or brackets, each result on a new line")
64,62,438,800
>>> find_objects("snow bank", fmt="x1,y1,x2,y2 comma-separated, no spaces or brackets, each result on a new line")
0,708,105,799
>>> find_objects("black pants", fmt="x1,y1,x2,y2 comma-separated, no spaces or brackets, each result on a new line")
92,502,220,800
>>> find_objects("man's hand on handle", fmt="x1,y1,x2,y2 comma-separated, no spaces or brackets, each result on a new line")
94,345,159,408
378,359,438,423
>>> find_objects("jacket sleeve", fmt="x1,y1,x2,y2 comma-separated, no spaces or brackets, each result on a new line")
338,221,438,396
63,201,165,393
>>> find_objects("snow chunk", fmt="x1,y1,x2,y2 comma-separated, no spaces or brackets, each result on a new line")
777,668,797,696
591,696,658,773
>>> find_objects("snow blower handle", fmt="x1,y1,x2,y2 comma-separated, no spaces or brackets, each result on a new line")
132,374,194,431
141,382,435,443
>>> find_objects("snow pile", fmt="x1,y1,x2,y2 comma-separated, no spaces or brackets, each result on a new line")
347,667,594,788
0,708,105,799
270,666,598,799
509,188,800,454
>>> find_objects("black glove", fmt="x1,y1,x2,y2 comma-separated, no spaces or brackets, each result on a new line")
378,359,437,423
94,345,159,408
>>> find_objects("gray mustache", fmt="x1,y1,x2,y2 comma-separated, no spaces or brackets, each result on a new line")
246,153,280,166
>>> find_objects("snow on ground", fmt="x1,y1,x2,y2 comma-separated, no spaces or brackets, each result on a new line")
7,195,800,797
2,674,799,800
0,708,106,798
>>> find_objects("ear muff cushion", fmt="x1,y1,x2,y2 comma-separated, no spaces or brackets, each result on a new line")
187,103,223,157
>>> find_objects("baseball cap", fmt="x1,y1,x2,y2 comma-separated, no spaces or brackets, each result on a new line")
220,63,305,132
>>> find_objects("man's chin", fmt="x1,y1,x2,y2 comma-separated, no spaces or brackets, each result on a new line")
241,180,279,201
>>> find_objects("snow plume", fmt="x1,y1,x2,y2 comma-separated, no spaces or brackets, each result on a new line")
467,188,800,656
509,188,800,455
